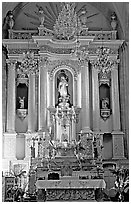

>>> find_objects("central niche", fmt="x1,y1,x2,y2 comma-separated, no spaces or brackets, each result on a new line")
55,69,73,107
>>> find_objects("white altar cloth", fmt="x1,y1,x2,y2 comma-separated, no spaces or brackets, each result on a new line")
36,179,106,189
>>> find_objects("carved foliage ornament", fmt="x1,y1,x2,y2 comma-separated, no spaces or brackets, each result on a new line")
6,59,17,70
92,47,119,78
17,51,39,77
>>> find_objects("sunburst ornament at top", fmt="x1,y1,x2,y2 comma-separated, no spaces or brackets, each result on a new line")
53,2,82,40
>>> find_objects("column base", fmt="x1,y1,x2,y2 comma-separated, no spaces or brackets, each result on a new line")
112,131,126,159
3,133,17,159
6,130,16,134
80,129,93,159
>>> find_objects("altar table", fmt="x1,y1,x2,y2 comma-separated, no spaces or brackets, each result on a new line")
36,179,106,201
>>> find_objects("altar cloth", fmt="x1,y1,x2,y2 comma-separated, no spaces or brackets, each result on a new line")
36,179,106,189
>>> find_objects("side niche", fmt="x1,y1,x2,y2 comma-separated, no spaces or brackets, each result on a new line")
99,84,111,121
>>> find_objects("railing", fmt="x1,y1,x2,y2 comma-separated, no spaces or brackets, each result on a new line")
8,27,117,40
9,29,38,39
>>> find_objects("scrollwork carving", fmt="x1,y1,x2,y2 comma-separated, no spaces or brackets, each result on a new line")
6,59,17,68
6,59,17,70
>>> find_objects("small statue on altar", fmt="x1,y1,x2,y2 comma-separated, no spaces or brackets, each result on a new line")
19,97,25,109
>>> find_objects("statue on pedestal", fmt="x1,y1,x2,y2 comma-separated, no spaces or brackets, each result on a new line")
57,71,71,108
58,75,68,98
102,98,109,109
19,97,25,109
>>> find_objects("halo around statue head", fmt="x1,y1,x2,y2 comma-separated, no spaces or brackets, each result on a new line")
57,70,69,82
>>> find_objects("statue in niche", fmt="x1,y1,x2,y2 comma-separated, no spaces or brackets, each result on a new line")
19,97,25,109
57,71,71,107
58,75,68,98
102,98,109,109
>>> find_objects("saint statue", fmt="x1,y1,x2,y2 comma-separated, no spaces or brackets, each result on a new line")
19,97,25,109
56,70,72,108
102,98,109,109
58,75,68,98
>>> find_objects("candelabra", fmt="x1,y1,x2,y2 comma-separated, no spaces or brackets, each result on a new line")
55,104,76,127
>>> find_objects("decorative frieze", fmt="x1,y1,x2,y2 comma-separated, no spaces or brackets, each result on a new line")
88,46,118,55
40,45,73,54
45,188,95,201
39,44,118,56
8,49,38,55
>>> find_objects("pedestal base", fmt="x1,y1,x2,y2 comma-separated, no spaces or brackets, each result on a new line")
3,133,17,159
112,131,126,159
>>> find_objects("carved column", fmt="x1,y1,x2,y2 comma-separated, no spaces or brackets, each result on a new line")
81,60,90,133
38,58,47,131
73,78,77,106
111,64,121,131
71,120,76,141
50,78,53,107
6,59,17,132
2,51,7,133
47,72,51,128
91,64,100,131
119,43,129,157
111,62,125,159
77,72,81,107
28,73,36,132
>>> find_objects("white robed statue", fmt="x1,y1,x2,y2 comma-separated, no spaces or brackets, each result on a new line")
58,76,68,98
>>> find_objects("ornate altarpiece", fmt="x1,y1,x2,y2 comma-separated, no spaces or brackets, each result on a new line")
2,2,126,201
